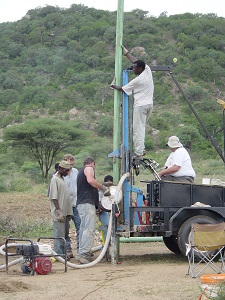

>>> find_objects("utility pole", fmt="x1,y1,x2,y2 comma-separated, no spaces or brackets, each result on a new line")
113,0,124,184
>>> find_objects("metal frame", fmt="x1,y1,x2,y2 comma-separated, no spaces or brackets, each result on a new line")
119,64,225,234
5,237,67,275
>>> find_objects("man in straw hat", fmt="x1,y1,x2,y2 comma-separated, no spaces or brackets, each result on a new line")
49,160,73,256
157,136,196,183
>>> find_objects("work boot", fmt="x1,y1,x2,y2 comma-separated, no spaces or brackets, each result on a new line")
79,256,92,264
66,250,74,259
75,254,80,261
105,250,111,262
133,154,143,165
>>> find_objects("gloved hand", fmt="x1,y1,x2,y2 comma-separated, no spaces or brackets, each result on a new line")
55,209,65,222
102,181,114,188
101,185,111,197
122,45,129,56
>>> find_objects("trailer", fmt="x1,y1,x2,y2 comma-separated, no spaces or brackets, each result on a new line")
110,64,225,260
125,177,225,256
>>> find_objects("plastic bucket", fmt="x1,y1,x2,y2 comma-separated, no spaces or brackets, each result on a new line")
199,274,225,300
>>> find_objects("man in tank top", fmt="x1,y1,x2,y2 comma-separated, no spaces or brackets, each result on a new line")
76,156,110,264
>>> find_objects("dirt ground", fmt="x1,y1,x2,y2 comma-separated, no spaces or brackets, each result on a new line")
0,193,207,299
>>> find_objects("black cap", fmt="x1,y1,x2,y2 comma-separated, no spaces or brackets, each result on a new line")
104,175,113,182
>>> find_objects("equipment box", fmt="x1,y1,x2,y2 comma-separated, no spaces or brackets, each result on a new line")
148,181,225,208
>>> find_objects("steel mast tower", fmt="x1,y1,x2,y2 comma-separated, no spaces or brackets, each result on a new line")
113,0,124,183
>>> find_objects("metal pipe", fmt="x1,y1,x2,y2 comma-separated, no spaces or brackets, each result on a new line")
119,236,163,243
113,0,124,183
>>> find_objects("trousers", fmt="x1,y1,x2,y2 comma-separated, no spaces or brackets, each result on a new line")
99,211,109,243
53,216,70,255
66,206,81,251
133,104,153,156
77,203,96,259
161,175,194,183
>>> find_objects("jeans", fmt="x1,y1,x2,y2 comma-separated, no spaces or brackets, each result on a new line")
66,206,81,251
133,104,153,156
99,211,109,244
77,203,96,259
53,216,70,255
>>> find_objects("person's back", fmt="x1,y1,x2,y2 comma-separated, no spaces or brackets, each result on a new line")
123,63,154,107
165,147,195,178
158,136,195,183
76,156,105,264
77,167,98,207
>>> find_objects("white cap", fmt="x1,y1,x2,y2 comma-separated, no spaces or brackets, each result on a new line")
167,136,183,148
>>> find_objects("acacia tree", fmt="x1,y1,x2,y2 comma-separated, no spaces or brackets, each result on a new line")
4,118,84,178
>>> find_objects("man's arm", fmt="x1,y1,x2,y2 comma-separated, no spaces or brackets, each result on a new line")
53,199,60,210
158,165,180,178
110,46,137,91
122,45,137,63
84,166,102,190
84,166,110,196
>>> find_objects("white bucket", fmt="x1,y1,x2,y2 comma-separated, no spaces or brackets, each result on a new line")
202,178,211,185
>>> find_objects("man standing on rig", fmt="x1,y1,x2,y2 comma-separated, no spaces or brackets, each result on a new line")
110,45,154,161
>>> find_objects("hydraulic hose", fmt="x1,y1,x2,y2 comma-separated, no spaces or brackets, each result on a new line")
52,212,113,269
0,243,22,270
115,173,129,205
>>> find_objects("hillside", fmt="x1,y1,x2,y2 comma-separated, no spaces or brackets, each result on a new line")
1,5,225,189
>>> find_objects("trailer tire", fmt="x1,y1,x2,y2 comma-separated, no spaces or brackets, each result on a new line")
163,236,181,254
177,215,217,256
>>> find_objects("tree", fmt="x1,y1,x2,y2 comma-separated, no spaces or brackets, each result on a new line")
3,118,84,178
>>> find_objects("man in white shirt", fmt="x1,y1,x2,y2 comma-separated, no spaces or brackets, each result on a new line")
157,136,196,183
110,45,154,159
63,154,80,259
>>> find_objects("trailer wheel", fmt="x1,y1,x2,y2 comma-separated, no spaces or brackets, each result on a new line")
163,236,181,254
177,215,217,256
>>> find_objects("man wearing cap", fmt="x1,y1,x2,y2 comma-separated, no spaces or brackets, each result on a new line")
63,153,80,259
49,160,73,256
157,136,196,183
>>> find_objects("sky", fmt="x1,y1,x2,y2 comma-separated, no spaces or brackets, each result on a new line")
0,0,225,23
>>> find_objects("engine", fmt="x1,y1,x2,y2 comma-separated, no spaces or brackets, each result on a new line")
18,243,52,275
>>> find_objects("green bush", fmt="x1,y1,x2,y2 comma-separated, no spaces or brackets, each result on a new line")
145,135,155,151
0,216,52,238
96,115,113,137
184,85,206,101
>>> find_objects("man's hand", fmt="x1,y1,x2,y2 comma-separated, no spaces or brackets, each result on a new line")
122,45,129,56
109,84,123,92
55,209,65,222
101,185,111,197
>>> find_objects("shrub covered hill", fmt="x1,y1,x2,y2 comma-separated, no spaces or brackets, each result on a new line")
1,4,225,188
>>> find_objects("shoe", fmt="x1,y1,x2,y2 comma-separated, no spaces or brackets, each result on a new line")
79,256,92,264
132,154,143,170
105,251,111,262
75,254,80,261
133,154,143,160
67,251,74,259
